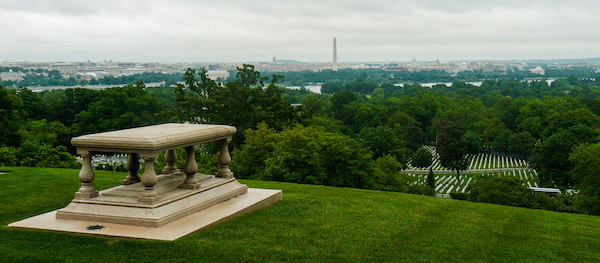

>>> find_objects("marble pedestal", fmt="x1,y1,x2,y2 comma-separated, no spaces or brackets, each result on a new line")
56,172,247,227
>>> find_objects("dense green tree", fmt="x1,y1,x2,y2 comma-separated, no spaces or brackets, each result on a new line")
515,99,548,139
387,112,423,150
353,103,388,131
232,124,377,189
472,117,505,151
357,125,408,164
349,76,378,94
542,108,600,138
320,80,344,94
492,128,512,154
304,116,351,135
467,175,537,208
298,94,330,119
17,119,77,168
44,88,99,127
72,81,164,135
174,65,298,146
329,91,357,120
569,143,600,215
0,147,17,166
371,155,408,192
379,82,398,97
427,167,435,189
507,131,536,157
434,114,468,186
0,85,23,147
411,147,433,168
230,123,277,180
493,96,526,132
396,89,439,142
530,124,599,187
16,87,49,120
370,87,386,100
463,131,483,155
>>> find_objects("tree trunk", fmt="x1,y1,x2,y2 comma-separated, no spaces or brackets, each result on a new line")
456,168,461,188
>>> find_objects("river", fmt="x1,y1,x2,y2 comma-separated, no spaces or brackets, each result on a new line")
285,79,556,94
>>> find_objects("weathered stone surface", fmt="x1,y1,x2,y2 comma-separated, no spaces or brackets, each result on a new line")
71,123,236,153
9,188,282,241
56,175,248,227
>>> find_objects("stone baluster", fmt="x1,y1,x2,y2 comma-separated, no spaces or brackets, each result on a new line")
75,152,99,199
180,145,201,189
138,154,161,203
216,138,234,178
123,153,140,185
161,149,180,174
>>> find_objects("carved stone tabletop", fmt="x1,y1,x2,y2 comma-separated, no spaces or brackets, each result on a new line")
71,123,236,153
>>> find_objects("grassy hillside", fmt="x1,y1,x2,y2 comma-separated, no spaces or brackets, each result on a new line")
0,166,599,262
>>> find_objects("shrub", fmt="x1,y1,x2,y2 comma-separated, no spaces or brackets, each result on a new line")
371,155,408,192
115,164,128,172
450,191,467,200
467,175,537,208
233,124,376,189
466,175,577,212
408,184,435,196
0,147,17,166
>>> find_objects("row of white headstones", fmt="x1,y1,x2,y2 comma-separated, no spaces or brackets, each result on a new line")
407,146,538,193
410,170,539,194
407,145,528,170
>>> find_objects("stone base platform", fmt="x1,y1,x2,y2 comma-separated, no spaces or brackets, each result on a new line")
8,188,282,241
57,172,250,227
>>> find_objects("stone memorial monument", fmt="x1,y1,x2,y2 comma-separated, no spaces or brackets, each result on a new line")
9,123,282,240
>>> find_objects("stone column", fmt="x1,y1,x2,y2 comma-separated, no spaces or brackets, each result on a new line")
216,138,234,178
180,145,200,189
138,154,161,203
75,152,99,199
161,149,180,174
123,153,140,185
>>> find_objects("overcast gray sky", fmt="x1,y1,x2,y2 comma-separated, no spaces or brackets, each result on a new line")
2,0,599,62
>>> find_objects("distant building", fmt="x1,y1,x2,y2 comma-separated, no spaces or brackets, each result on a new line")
0,70,24,81
531,66,545,75
458,62,470,71
122,68,145,75
206,70,229,81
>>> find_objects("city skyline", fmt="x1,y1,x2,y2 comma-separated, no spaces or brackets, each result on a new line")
2,0,600,63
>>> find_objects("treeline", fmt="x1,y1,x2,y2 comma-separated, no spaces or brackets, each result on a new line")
267,66,599,86
2,65,600,214
0,67,183,87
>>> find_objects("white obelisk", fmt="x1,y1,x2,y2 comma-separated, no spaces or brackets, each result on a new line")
333,37,338,72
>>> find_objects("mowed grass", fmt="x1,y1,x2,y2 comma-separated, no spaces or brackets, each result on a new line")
1,166,599,262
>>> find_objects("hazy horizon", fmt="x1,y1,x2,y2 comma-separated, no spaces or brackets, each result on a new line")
2,0,600,63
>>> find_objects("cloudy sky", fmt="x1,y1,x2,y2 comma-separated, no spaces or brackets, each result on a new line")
2,0,600,62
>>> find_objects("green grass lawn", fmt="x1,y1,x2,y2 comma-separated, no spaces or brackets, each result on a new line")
1,166,599,262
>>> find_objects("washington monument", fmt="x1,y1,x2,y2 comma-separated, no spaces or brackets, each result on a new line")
333,37,338,72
